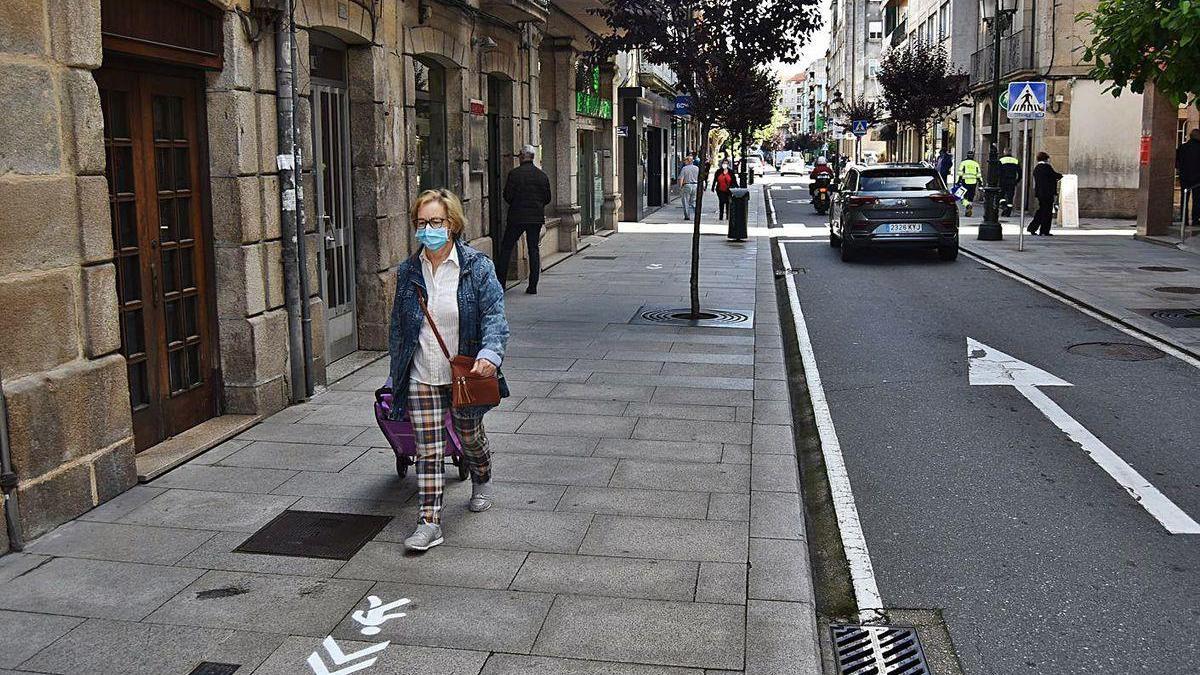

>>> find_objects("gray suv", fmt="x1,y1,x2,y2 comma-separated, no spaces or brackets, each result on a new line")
829,163,959,262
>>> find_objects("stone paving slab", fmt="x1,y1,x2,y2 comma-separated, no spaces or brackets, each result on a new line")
336,541,527,590
511,552,698,601
176,530,348,578
591,438,723,463
252,636,489,675
18,619,285,675
145,570,372,637
556,485,709,520
481,654,703,675
25,520,214,565
0,610,83,669
217,440,367,472
579,515,748,563
532,594,745,670
331,582,554,653
0,558,203,621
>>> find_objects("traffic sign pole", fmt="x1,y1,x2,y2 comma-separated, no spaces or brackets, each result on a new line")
1019,118,1029,252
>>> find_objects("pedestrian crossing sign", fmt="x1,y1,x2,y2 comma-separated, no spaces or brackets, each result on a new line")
850,120,870,137
1007,81,1046,120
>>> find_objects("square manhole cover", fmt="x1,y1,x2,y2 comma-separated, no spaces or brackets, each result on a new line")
831,624,929,674
1132,308,1200,328
235,510,392,560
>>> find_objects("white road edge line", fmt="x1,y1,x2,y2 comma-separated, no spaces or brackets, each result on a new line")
764,184,777,225
1017,385,1200,534
962,249,1200,372
777,238,884,620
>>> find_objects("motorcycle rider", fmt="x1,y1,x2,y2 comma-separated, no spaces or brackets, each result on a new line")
810,156,835,199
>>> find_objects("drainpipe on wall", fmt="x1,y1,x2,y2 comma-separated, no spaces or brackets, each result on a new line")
275,0,309,403
290,7,316,397
0,369,24,552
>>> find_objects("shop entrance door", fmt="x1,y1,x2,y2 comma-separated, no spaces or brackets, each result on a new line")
577,130,595,234
95,67,219,450
311,39,357,364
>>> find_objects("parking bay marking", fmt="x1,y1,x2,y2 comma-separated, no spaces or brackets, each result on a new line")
777,240,884,618
967,337,1200,534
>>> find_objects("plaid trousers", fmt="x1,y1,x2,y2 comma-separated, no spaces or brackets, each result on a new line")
407,381,492,524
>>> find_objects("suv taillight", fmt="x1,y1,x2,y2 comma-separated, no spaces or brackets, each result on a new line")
847,196,879,206
928,194,957,204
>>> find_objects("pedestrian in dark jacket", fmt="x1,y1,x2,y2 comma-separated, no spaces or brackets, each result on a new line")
497,145,552,294
1028,151,1063,236
936,149,953,183
1177,128,1200,228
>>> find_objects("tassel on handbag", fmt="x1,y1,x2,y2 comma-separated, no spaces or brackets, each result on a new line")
417,286,501,408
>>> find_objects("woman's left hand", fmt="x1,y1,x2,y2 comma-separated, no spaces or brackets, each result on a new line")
471,359,497,378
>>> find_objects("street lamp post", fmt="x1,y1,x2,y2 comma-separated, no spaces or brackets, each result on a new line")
977,0,1018,241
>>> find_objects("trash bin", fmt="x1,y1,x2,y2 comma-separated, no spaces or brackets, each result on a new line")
728,188,750,241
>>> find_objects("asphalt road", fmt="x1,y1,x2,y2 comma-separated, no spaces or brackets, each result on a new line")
767,175,1200,674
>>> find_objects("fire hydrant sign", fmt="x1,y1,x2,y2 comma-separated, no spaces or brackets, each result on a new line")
1007,81,1046,120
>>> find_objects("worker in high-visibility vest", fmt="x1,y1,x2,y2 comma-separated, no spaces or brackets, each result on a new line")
998,149,1021,217
958,150,982,216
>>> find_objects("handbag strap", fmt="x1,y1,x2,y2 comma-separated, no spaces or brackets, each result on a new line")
415,285,453,363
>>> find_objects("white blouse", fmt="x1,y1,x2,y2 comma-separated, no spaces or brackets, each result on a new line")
411,246,460,386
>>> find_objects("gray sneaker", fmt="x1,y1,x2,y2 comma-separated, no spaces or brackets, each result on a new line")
469,481,494,513
403,521,443,552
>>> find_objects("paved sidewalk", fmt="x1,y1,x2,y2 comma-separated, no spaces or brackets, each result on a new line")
955,222,1200,357
0,190,817,674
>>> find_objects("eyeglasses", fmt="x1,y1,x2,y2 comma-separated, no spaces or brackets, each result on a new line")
415,218,448,228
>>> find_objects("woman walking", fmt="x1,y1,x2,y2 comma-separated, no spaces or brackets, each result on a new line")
387,189,510,552
712,160,736,220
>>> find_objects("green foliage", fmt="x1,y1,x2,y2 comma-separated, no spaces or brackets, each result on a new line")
1078,0,1200,105
877,39,968,155
838,98,884,125
787,132,826,152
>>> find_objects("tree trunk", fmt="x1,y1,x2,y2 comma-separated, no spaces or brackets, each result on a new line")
690,122,712,318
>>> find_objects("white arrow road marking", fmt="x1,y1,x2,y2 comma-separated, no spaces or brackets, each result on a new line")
778,240,883,619
307,637,389,675
967,338,1200,535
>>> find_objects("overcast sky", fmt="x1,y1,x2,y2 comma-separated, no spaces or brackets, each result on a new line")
772,0,832,78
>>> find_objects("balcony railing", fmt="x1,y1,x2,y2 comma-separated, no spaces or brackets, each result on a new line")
970,29,1034,87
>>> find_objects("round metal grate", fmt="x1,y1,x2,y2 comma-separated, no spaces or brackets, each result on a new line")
639,308,752,325
1138,266,1189,273
1067,342,1165,361
1154,286,1200,295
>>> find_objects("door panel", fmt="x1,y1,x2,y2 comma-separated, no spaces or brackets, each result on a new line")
97,67,218,450
312,84,357,364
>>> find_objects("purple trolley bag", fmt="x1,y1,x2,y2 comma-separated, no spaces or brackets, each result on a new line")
374,378,469,481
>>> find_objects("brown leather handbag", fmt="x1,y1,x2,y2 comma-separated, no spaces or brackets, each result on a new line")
417,290,501,408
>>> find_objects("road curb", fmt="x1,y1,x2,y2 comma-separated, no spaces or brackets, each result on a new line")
960,244,1200,364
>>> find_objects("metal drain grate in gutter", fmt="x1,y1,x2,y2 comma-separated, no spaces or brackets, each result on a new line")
831,624,930,674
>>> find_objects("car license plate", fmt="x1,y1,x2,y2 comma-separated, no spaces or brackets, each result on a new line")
884,223,923,233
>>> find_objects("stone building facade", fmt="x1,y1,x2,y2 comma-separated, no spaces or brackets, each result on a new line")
0,0,615,549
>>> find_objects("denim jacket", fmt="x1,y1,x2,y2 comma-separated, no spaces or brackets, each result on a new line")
387,241,510,419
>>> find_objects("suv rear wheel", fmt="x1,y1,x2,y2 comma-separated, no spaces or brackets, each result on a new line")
829,230,841,247
938,244,959,261
840,238,857,262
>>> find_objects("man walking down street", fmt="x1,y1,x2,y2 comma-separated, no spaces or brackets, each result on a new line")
1177,128,1200,230
1029,151,1063,236
998,148,1021,217
937,148,953,184
958,150,982,217
678,154,700,221
497,145,552,294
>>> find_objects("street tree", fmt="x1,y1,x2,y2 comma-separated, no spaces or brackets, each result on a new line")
712,65,782,186
787,131,826,154
1078,0,1200,105
591,0,821,317
877,39,968,160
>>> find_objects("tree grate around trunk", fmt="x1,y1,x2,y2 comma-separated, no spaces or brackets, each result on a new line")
629,305,754,329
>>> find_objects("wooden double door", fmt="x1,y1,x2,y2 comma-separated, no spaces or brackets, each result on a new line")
95,65,219,450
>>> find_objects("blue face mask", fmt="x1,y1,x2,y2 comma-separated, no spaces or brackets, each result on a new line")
416,226,450,251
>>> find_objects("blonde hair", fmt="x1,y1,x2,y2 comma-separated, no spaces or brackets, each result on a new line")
410,188,467,240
